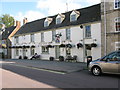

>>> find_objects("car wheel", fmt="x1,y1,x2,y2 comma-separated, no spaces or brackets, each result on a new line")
92,67,101,76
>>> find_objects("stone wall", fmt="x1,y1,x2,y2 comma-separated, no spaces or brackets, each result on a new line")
101,1,120,56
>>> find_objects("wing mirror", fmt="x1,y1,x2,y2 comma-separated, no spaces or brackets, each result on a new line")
105,58,110,62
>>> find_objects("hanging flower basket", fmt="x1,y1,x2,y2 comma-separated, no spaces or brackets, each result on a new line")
31,45,35,48
59,44,66,48
16,46,19,48
26,46,30,48
22,45,26,48
11,46,16,48
91,43,97,47
18,46,23,48
66,44,72,48
77,43,83,49
47,45,54,48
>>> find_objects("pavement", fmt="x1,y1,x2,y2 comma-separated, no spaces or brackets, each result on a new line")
1,59,87,73
1,68,55,88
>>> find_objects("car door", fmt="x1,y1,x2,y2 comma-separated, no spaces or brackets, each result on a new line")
101,52,119,73
117,51,120,73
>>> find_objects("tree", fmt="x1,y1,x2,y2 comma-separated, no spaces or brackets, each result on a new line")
0,14,15,29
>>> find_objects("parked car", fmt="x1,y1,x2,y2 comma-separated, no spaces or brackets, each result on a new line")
88,50,120,76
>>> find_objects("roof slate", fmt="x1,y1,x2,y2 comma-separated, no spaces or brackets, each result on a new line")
16,4,101,35
2,26,16,39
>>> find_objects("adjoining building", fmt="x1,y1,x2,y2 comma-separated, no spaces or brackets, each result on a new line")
1,21,21,59
101,0,120,56
11,4,101,62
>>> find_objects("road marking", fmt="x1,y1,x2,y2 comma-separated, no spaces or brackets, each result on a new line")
0,61,15,64
7,64,66,75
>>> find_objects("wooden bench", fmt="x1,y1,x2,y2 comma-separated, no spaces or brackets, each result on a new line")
65,55,77,62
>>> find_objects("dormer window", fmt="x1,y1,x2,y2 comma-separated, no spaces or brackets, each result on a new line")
56,14,65,24
70,14,77,22
56,18,61,24
44,21,49,27
44,18,53,27
70,10,80,22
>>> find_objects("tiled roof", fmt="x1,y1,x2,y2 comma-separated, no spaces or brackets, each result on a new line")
2,26,16,39
16,4,101,35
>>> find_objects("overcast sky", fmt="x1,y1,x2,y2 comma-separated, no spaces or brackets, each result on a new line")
0,0,101,23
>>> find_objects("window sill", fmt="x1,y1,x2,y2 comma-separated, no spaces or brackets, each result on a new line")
65,39,71,41
106,32,120,34
85,37,92,39
41,52,49,54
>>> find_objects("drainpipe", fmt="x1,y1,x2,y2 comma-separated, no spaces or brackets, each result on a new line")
80,25,85,62
104,0,107,55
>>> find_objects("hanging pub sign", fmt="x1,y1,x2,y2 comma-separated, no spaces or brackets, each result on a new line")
55,33,62,43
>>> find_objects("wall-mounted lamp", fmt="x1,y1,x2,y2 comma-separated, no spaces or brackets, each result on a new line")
80,25,83,29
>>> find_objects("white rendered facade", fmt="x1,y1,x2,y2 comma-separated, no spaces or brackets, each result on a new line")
11,22,101,62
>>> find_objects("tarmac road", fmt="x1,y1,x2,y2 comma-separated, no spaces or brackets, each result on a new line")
1,61,120,89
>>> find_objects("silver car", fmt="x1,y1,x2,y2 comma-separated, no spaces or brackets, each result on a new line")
88,50,120,76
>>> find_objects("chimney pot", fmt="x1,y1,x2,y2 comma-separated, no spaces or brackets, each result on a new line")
23,18,28,24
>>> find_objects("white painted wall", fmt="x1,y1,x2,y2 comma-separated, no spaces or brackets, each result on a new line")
11,22,101,62
91,23,101,60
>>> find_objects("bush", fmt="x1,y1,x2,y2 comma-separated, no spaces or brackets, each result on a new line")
19,56,22,59
49,57,54,61
59,56,64,61
24,56,28,59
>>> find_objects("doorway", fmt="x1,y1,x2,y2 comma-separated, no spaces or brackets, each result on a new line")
23,49,27,57
85,44,91,57
55,46,60,59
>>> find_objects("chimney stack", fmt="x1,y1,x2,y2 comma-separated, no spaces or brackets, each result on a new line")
16,21,21,28
23,18,28,25
8,20,21,41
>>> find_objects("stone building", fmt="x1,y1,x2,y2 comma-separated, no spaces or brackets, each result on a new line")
101,0,120,56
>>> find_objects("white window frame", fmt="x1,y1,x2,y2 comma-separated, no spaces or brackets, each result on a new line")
85,25,91,38
16,49,19,56
66,28,71,40
115,42,120,50
114,0,120,9
52,30,56,41
31,48,35,56
23,35,25,40
56,17,61,24
44,18,53,27
42,46,49,54
15,36,19,44
41,32,44,42
44,21,49,27
70,14,77,22
66,48,71,55
30,34,34,42
115,17,120,32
